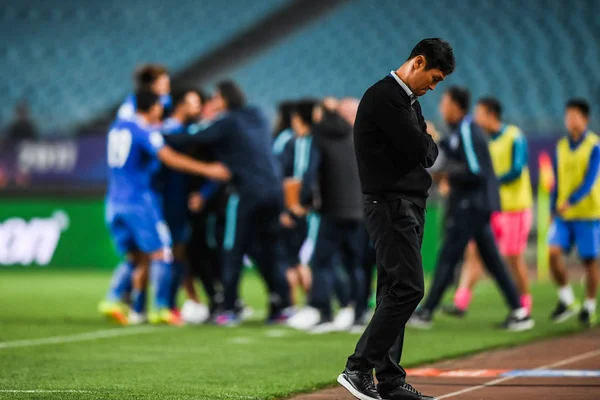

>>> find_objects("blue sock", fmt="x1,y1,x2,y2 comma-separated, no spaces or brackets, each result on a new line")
131,289,147,314
168,261,184,309
151,259,172,310
106,261,135,302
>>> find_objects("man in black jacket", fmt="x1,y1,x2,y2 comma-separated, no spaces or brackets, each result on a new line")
408,87,533,332
286,104,366,333
339,38,454,400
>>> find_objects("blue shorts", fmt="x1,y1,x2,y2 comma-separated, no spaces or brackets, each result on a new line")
548,218,600,259
106,199,172,255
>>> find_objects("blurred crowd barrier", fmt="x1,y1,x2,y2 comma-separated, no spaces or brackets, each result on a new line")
0,131,561,270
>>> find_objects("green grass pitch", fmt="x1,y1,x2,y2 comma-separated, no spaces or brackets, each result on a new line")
0,269,588,399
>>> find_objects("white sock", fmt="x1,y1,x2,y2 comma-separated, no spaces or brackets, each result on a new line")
513,307,528,319
584,298,596,314
558,285,575,305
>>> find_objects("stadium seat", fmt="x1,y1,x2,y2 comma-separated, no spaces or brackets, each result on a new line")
0,0,290,133
221,0,599,131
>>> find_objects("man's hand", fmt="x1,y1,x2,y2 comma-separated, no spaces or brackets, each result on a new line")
205,162,231,182
280,212,296,228
289,203,307,217
438,177,450,197
188,193,205,213
426,120,441,142
558,201,570,215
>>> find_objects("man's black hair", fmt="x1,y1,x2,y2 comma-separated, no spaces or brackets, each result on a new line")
196,88,210,105
408,38,455,75
565,98,590,118
216,80,246,110
134,64,168,90
478,97,502,119
276,100,296,134
135,89,160,113
170,88,191,109
292,98,318,126
446,86,470,112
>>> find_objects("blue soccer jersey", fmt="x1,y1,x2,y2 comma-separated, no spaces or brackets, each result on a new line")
106,117,172,254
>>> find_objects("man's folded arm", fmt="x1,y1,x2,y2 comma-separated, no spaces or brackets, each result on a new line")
371,90,433,167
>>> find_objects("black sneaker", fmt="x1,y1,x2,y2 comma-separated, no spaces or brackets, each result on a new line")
550,301,580,323
579,308,598,328
501,313,535,332
337,369,381,400
379,382,436,400
407,309,432,329
442,304,466,318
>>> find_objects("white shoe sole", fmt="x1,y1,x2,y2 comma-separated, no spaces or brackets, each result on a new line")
507,319,535,332
407,320,432,330
337,374,379,400
553,307,580,324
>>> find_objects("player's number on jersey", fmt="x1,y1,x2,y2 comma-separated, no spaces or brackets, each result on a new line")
107,128,133,168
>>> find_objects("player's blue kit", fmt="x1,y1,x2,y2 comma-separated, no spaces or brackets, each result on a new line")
117,93,172,122
105,116,173,312
106,117,172,254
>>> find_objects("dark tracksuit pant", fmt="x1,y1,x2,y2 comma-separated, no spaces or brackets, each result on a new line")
187,209,224,310
347,197,425,391
221,192,290,315
422,205,521,312
308,215,366,321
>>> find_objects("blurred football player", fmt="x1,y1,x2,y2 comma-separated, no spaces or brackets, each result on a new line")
165,80,291,326
161,88,218,323
408,86,533,331
100,89,230,325
548,99,599,327
279,99,319,306
445,97,534,316
117,64,172,121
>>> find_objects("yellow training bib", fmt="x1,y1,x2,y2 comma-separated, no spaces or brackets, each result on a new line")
556,131,600,220
488,125,533,211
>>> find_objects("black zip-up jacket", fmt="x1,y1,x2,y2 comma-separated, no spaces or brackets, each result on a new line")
440,117,501,214
300,112,363,220
353,75,438,208
164,106,283,205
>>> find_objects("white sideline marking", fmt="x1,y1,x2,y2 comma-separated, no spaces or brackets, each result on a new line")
229,336,252,344
0,390,90,393
265,329,288,338
0,326,158,350
437,348,600,399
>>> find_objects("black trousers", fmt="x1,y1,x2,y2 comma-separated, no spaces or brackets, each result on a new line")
422,206,520,312
187,210,224,309
308,216,366,321
346,197,425,390
221,193,290,314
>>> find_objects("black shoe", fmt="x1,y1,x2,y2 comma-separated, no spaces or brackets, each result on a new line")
550,301,580,323
337,369,381,400
442,304,466,318
501,312,535,332
379,382,436,400
579,308,597,328
407,309,432,329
